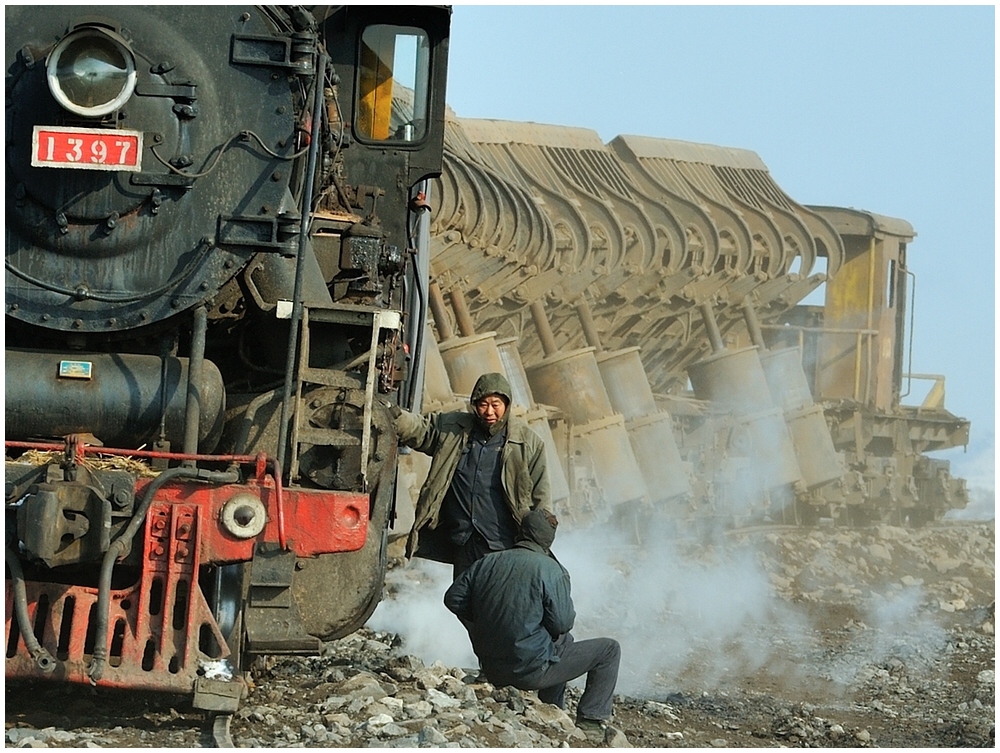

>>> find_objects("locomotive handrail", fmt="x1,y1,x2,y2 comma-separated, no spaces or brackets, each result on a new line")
5,440,261,468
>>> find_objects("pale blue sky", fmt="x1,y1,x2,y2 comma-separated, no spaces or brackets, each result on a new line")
443,4,995,489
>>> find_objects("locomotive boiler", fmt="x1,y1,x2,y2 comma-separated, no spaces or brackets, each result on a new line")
5,4,451,716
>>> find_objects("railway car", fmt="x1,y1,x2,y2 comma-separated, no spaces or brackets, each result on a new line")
395,115,969,532
5,4,451,717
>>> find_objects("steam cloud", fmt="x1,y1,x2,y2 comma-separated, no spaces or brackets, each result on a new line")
369,507,954,704
370,345,964,701
369,558,477,670
944,438,995,521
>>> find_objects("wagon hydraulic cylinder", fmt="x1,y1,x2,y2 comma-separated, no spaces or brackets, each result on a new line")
530,300,559,358
575,299,603,351
449,287,477,338
428,280,456,341
741,299,766,349
700,301,725,353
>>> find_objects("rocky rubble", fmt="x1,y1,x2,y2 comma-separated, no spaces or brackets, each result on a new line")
4,521,994,748
234,634,627,748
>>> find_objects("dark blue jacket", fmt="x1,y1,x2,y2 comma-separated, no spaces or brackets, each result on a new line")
444,541,575,680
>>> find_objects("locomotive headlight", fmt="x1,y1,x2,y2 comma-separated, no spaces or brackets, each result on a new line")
46,27,136,117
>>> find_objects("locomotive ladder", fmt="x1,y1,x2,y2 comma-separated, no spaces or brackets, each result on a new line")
287,304,400,491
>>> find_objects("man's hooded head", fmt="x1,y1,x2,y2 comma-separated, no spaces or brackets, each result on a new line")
470,372,512,436
516,508,558,553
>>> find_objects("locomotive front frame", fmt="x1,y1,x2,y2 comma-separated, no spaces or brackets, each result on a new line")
5,5,451,710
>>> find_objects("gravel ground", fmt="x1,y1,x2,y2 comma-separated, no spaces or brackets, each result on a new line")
5,520,994,748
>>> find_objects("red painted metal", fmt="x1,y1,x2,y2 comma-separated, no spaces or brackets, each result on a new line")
147,479,369,562
5,501,226,692
6,441,371,689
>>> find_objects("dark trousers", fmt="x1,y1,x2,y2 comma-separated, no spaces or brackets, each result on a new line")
494,634,621,722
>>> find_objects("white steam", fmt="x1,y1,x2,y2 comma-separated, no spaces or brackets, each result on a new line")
944,439,995,521
368,558,477,669
554,520,814,697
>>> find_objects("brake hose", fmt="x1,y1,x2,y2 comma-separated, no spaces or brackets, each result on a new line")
5,546,56,673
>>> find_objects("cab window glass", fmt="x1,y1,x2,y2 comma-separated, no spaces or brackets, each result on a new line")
357,25,430,143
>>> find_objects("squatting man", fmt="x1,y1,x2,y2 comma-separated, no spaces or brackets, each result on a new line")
444,509,624,739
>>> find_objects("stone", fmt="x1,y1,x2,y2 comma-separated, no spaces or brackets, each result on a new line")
418,726,449,745
426,688,462,710
405,700,434,719
932,556,963,574
413,667,446,690
876,525,908,541
364,701,396,719
498,728,534,746
367,713,394,727
855,729,871,743
642,700,680,721
976,669,994,684
867,544,892,563
378,723,410,738
340,672,388,701
444,723,470,738
322,712,353,728
524,703,574,729
605,726,632,747
710,738,728,747
378,735,420,748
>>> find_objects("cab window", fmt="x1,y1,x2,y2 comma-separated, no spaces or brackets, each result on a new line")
356,25,430,143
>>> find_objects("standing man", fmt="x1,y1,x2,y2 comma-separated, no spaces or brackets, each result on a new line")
392,372,550,577
444,509,624,741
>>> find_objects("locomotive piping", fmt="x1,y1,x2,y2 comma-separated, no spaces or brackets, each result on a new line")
234,388,281,455
182,305,208,462
275,48,329,479
88,466,240,684
5,547,56,673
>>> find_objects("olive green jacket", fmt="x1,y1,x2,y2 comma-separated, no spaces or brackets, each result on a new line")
395,409,551,561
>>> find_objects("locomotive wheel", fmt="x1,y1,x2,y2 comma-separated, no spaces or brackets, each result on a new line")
211,563,251,672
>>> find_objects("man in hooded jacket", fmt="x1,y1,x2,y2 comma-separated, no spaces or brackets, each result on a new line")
444,509,622,734
391,372,551,576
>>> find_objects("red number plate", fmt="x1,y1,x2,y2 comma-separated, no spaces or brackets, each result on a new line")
31,126,142,171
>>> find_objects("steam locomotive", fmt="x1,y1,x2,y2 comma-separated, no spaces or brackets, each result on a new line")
5,4,451,713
